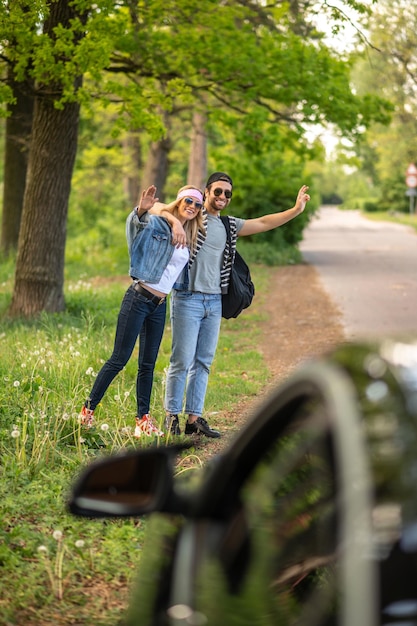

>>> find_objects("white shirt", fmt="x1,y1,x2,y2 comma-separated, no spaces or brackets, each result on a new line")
143,245,189,294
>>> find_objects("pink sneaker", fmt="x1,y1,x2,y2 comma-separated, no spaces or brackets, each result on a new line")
134,414,164,438
79,405,95,428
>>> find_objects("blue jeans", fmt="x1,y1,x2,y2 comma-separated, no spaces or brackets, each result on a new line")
165,291,222,417
87,285,166,416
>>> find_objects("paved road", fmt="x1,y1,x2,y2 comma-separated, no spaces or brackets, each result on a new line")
299,206,417,340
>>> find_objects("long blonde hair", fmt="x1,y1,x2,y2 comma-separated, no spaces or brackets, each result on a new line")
163,185,206,255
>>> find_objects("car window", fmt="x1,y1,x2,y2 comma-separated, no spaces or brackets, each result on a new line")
195,400,341,626
242,407,338,625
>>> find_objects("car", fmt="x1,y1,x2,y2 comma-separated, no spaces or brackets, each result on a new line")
69,337,417,625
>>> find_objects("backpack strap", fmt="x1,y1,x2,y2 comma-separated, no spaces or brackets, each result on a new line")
220,216,238,292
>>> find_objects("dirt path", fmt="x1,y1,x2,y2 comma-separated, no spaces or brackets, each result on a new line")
257,263,345,380
197,263,346,457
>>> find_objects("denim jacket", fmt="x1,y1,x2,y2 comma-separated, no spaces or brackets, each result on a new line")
126,210,175,283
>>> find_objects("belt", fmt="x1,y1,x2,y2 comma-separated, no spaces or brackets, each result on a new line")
132,282,166,305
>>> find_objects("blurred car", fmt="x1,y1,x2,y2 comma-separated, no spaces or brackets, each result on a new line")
69,338,417,626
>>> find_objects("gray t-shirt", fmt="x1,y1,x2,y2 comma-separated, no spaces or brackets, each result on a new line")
189,214,245,293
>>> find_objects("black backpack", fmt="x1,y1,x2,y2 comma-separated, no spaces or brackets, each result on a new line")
220,216,255,319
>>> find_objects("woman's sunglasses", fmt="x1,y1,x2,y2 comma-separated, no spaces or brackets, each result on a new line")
213,187,232,199
183,197,203,210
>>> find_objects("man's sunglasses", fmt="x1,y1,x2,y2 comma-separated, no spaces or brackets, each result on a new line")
184,197,203,210
213,187,232,199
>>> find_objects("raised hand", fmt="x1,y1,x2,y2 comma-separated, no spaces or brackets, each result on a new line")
295,185,310,213
138,185,159,212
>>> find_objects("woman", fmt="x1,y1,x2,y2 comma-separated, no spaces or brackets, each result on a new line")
78,184,205,437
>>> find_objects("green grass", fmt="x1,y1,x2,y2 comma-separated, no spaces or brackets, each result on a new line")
361,209,417,233
0,263,272,625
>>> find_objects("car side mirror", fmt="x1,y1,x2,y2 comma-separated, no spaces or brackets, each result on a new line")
68,445,190,518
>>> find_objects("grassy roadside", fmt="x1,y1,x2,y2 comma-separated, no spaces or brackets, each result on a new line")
358,209,417,232
0,264,271,626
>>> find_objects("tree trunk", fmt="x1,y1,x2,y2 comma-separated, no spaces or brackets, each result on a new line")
9,94,81,317
187,111,207,191
1,70,34,255
142,112,172,200
141,137,172,201
8,0,85,318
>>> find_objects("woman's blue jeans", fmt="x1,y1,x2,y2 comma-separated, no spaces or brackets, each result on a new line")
87,285,166,416
164,290,222,417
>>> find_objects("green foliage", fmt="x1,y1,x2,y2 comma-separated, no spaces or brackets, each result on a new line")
209,125,318,249
338,1,417,211
238,238,303,267
368,173,411,214
1,0,392,140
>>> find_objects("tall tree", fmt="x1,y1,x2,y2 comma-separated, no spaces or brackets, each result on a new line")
1,0,391,317
188,111,207,191
9,0,87,315
347,0,417,209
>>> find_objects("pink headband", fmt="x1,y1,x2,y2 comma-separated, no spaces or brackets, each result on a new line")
176,188,203,203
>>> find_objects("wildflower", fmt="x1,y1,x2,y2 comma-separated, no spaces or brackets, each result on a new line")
37,545,48,554
21,363,27,368
86,367,94,376
13,380,20,387
75,539,85,549
124,391,130,398
114,395,121,402
52,530,63,541
100,423,109,432
11,429,20,438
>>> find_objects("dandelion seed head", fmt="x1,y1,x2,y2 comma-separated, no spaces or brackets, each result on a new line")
52,530,63,541
100,423,109,432
37,545,48,554
75,539,85,548
13,380,20,387
11,429,20,438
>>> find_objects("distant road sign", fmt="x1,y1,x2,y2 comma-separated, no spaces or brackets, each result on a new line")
406,163,417,176
406,174,417,188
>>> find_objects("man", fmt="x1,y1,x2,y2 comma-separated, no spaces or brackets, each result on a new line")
163,172,310,438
